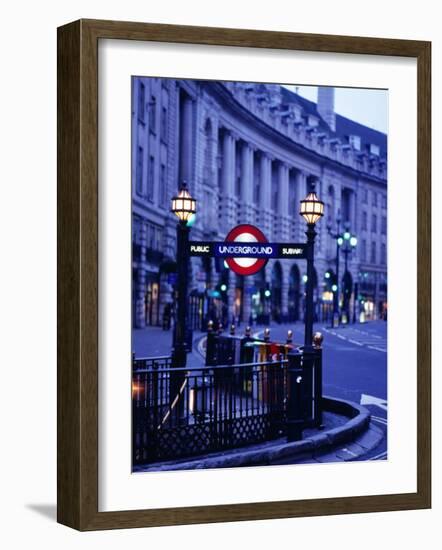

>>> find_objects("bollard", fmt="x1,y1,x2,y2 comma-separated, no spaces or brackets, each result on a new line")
230,323,236,336
244,325,251,337
286,349,304,442
217,322,223,334
207,319,214,333
312,331,323,427
286,329,293,344
313,331,323,349
264,327,270,342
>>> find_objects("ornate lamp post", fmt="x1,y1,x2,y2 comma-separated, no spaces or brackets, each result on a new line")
171,182,197,370
287,182,324,442
327,220,357,326
300,183,324,349
327,218,341,328
340,224,357,323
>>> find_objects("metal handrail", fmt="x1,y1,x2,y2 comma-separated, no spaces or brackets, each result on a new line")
133,354,171,362
132,359,288,374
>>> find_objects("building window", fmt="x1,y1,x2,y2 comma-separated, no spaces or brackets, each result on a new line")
138,82,145,123
136,146,143,195
381,216,387,235
370,241,376,264
146,223,153,248
382,194,387,209
161,106,168,142
372,192,378,207
349,134,361,151
341,189,351,224
203,190,212,228
369,143,380,156
372,214,377,233
361,239,367,262
155,227,162,250
362,189,368,204
147,155,155,202
362,211,368,231
149,96,156,133
203,118,213,185
381,243,387,265
147,223,162,250
160,163,167,207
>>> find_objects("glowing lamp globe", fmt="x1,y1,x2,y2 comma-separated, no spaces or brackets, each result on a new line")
300,190,324,225
171,182,196,223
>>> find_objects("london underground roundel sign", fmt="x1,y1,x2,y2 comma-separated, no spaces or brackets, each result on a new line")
224,224,269,276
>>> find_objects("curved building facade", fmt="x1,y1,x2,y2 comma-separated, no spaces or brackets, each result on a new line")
132,78,388,329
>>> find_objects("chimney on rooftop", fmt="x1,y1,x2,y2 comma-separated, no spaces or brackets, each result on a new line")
317,87,336,132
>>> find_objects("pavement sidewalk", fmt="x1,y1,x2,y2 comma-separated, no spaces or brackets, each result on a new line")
132,325,206,367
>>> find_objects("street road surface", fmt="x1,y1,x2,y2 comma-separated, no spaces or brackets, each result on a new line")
260,320,388,461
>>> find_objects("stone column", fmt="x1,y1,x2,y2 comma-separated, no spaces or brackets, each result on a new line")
180,94,194,184
220,130,236,229
295,170,307,240
260,153,272,234
281,266,290,321
277,162,290,239
241,142,254,223
310,174,324,253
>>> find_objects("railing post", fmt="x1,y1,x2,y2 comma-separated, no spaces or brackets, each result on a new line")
151,363,159,455
263,327,272,361
286,349,304,441
301,345,315,426
240,326,254,364
132,357,139,464
205,320,218,366
313,331,324,427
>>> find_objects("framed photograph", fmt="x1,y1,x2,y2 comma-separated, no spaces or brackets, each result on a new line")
57,19,431,530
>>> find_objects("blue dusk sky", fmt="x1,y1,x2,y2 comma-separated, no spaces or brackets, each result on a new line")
285,85,388,134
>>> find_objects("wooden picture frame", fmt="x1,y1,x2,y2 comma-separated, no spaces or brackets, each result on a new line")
57,18,431,530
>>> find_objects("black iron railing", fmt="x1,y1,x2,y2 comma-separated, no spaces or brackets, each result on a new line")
133,355,172,371
132,359,288,465
132,333,323,465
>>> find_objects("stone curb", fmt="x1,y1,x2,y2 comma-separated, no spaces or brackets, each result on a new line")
139,396,372,472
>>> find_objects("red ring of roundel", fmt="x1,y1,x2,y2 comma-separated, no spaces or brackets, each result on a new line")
225,224,269,276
